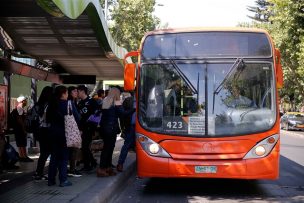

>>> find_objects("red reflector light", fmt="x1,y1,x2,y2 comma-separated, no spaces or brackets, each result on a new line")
138,136,146,142
267,137,276,144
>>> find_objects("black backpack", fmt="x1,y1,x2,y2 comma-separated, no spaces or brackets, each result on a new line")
3,142,19,167
25,104,41,133
9,108,18,129
120,97,134,134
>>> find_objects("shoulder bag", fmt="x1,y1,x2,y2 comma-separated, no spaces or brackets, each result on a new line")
65,100,82,148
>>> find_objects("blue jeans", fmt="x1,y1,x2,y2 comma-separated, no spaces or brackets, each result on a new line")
118,125,135,165
48,146,68,184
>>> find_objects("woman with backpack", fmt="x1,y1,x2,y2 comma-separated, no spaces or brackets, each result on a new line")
33,86,53,180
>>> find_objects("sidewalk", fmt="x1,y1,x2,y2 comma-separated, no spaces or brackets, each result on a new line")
0,137,136,203
281,129,304,139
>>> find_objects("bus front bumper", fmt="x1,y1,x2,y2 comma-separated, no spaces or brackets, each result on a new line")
136,148,279,180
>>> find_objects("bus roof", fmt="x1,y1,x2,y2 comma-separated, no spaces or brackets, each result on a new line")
144,27,269,37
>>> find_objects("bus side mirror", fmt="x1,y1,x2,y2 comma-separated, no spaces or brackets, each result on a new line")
275,49,283,89
124,63,136,91
123,51,139,91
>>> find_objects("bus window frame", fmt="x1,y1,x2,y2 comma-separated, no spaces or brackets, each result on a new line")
141,31,274,61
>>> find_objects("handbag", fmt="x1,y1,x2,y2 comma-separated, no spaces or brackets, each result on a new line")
64,101,82,148
87,110,102,126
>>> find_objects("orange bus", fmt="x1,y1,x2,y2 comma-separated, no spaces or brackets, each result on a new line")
124,28,283,179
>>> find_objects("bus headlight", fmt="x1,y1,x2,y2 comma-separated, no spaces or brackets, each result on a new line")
137,133,171,158
243,134,279,159
255,145,266,156
149,143,160,154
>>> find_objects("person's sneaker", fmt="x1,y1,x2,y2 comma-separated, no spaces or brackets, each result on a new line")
72,170,82,177
33,174,42,181
67,170,73,177
59,180,72,187
34,175,42,181
68,169,82,177
33,174,48,181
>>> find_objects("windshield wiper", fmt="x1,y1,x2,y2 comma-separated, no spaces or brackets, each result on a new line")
212,58,245,113
169,59,198,94
213,58,244,94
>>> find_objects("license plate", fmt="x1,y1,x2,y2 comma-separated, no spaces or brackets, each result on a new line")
195,166,217,173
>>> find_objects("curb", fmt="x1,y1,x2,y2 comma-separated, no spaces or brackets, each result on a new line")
71,153,136,203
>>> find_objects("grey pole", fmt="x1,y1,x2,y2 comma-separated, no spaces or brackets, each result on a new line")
30,78,37,106
29,78,38,149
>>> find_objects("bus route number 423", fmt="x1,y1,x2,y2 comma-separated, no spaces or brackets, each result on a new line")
166,121,183,129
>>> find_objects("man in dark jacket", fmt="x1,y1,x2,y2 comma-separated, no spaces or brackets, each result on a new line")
77,85,98,171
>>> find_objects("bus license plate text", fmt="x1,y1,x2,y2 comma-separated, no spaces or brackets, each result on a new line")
195,166,217,173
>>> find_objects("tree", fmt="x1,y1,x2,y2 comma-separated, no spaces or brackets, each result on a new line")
109,0,160,51
240,0,304,109
267,0,304,107
99,0,117,20
247,0,272,22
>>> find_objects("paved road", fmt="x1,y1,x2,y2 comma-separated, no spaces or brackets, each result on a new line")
112,130,304,203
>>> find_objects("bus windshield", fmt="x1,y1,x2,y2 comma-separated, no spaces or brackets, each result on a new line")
139,61,276,137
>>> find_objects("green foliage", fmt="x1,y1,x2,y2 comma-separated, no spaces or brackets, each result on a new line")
99,0,117,19
109,0,160,51
268,0,304,105
99,0,117,7
240,0,304,108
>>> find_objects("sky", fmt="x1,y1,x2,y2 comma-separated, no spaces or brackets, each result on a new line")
154,0,256,28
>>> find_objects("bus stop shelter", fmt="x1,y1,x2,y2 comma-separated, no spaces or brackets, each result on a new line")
0,0,129,131
0,0,128,83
